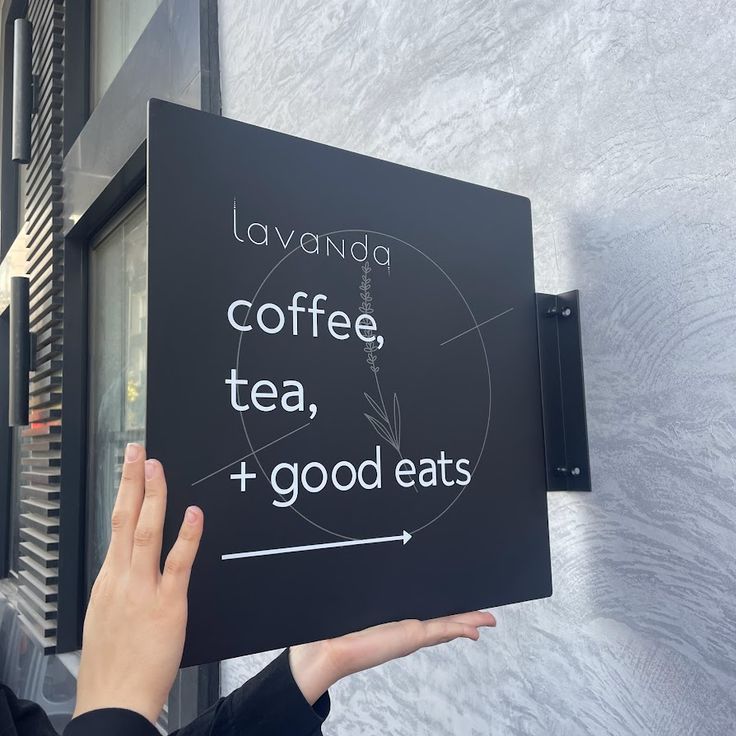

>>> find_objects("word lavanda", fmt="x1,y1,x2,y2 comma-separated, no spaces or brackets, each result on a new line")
227,291,385,349
269,445,472,508
233,200,391,270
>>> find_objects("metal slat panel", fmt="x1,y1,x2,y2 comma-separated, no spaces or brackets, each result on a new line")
29,393,63,411
17,615,56,654
18,570,58,603
34,325,63,351
21,512,60,534
21,423,61,439
28,307,63,335
26,238,63,276
18,603,57,637
27,412,63,427
20,525,59,552
24,160,61,207
25,202,63,249
19,540,58,568
29,358,63,381
34,47,64,92
28,293,63,325
19,585,58,619
20,555,59,585
20,484,60,503
28,375,63,397
26,233,63,273
29,259,64,302
16,0,66,654
34,341,63,365
21,498,61,517
24,150,62,198
22,469,62,486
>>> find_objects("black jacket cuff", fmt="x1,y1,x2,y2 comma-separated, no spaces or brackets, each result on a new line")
64,708,159,736
225,648,330,735
62,648,330,736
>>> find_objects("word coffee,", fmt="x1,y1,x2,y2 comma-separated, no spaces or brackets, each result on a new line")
227,290,385,348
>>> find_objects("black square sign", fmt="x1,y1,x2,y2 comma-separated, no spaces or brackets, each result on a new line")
147,99,552,667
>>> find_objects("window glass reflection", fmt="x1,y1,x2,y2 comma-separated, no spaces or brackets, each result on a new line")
90,0,165,108
87,199,147,586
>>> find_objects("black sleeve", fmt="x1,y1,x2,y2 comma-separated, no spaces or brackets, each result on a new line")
63,649,330,736
63,707,158,736
172,648,330,736
1,683,59,736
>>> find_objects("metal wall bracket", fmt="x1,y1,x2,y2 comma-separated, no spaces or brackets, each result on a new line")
536,290,591,491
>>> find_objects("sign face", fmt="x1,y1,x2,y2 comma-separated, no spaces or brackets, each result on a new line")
147,99,552,667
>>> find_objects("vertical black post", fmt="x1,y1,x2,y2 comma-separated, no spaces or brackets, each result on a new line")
11,17,32,163
9,276,30,426
0,313,11,577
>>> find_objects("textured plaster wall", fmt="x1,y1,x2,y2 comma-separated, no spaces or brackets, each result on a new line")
217,2,736,734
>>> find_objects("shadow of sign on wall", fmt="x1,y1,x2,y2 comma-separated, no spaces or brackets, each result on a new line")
146,99,552,666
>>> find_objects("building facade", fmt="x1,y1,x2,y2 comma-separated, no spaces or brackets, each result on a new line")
0,0,220,730
1,1,735,735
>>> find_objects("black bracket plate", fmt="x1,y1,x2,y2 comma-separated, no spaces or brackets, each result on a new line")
536,290,591,491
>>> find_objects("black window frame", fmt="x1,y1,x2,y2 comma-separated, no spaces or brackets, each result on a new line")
0,310,11,579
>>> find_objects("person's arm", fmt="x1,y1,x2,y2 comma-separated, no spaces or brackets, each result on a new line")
65,445,329,736
288,609,496,705
171,649,329,736
66,444,494,736
65,650,330,736
65,444,203,734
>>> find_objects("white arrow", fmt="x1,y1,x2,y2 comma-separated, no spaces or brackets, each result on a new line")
221,530,412,561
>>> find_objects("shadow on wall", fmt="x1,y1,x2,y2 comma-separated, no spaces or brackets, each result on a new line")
541,211,736,735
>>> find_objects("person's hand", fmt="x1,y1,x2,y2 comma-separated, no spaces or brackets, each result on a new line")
73,443,204,724
289,610,496,704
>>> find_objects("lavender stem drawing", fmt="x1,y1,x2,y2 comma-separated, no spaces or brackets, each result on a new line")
359,261,418,492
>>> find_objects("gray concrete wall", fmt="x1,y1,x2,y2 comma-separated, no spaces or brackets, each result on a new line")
217,2,736,733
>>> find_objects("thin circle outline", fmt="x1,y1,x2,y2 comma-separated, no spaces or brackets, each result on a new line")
234,228,494,539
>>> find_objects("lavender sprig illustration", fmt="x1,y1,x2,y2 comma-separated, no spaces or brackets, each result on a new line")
360,262,380,375
364,391,401,452
359,262,416,491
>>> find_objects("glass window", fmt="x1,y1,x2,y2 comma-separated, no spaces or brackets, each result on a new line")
90,0,165,109
87,197,147,585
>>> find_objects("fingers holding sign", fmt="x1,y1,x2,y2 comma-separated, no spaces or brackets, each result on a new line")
161,505,204,599
76,444,204,724
289,610,497,705
329,610,497,675
130,459,168,584
105,442,146,569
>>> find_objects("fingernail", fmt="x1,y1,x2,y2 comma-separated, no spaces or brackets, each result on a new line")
185,506,201,524
144,459,158,480
125,443,141,462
